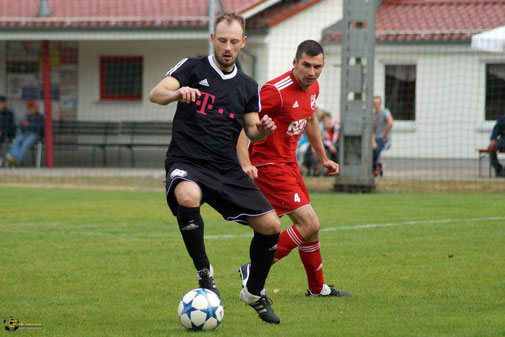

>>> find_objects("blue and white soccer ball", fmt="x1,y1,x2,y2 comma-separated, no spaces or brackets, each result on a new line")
177,288,224,331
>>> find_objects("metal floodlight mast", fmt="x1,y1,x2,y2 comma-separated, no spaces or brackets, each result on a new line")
334,0,376,193
208,0,217,55
38,0,52,17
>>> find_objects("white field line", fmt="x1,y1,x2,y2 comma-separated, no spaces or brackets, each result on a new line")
207,216,505,239
318,216,505,233
3,217,505,240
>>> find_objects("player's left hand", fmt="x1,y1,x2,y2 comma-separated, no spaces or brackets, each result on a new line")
257,115,276,136
321,159,339,176
242,164,258,180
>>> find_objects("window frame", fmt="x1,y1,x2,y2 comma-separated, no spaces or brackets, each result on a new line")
484,63,505,121
384,64,417,121
99,56,143,101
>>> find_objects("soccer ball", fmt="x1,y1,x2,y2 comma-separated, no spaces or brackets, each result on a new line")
177,288,224,331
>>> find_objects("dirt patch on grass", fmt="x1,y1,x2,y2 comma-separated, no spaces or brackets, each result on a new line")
302,177,505,193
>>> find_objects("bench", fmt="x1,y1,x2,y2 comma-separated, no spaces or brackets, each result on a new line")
476,148,505,177
35,120,172,167
110,121,172,167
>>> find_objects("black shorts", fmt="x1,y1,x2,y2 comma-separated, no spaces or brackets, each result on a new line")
164,161,274,225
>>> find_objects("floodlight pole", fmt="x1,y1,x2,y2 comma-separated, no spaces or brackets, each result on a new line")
208,0,217,55
334,0,376,192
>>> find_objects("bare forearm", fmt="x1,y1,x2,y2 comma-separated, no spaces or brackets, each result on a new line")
306,119,328,161
237,130,252,166
149,86,178,105
243,113,276,142
244,126,268,142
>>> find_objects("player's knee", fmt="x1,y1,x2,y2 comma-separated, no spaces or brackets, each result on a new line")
174,182,201,207
250,212,280,234
270,217,281,233
262,214,281,234
303,217,320,236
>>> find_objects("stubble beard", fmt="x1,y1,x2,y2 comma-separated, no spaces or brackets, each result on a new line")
214,52,236,69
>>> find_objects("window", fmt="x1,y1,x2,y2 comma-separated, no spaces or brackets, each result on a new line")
385,65,416,121
100,56,142,100
485,64,505,121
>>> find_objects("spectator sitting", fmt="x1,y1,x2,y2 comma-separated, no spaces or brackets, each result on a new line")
315,105,325,134
6,100,44,167
0,95,17,165
322,112,340,163
296,132,310,175
489,114,505,177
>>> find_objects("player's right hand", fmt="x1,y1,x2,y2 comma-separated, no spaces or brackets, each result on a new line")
257,114,276,136
242,164,258,180
175,86,201,104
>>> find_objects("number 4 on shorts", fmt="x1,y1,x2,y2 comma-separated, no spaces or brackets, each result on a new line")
294,193,301,203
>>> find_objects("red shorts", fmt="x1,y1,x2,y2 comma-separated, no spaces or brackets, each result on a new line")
254,163,310,217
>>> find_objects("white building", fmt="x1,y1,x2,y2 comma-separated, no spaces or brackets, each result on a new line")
322,0,505,159
0,0,342,123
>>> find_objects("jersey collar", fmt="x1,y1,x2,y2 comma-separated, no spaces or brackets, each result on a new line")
208,55,237,80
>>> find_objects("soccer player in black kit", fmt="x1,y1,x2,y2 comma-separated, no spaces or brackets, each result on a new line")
149,12,281,324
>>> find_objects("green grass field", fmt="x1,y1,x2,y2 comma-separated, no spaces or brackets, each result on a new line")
1,186,505,336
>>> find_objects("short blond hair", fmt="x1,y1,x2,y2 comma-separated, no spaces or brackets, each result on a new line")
215,12,245,35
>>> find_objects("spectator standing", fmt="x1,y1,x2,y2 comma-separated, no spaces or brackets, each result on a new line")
489,114,505,177
372,96,393,176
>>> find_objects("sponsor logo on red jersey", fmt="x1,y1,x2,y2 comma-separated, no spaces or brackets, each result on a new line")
286,118,308,136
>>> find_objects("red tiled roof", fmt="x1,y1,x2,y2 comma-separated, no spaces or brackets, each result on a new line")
246,0,320,30
324,0,505,42
0,0,268,29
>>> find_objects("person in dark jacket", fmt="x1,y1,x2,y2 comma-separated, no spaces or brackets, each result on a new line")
0,95,17,166
6,100,44,167
0,95,16,145
489,114,505,177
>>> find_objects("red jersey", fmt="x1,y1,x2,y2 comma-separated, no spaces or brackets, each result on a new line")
249,70,319,166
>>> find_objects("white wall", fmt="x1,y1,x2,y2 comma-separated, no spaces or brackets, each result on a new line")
77,40,208,121
248,0,342,92
324,42,504,159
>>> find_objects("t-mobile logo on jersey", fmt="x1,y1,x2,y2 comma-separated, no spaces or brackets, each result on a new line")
286,118,308,136
195,92,215,115
195,91,235,119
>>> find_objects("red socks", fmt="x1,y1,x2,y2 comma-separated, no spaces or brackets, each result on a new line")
273,225,303,263
299,241,324,294
273,225,325,294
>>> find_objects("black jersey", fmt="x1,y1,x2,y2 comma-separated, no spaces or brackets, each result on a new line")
165,55,260,172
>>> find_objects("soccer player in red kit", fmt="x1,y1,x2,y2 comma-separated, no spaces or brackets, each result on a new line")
237,40,351,297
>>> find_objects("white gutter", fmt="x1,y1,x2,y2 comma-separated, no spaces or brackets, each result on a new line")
241,0,282,19
0,30,209,41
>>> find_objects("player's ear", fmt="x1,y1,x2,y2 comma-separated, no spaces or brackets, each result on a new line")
292,57,297,67
242,35,247,47
210,33,215,43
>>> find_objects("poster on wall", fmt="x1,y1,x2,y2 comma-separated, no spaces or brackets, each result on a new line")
6,41,78,121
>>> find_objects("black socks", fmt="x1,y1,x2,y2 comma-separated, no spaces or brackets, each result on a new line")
247,231,280,296
177,205,209,271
